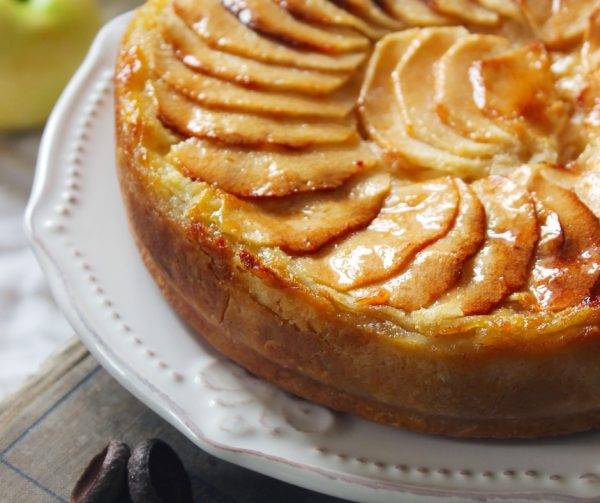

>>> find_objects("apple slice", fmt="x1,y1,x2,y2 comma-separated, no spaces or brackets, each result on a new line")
300,177,459,290
150,40,356,119
272,0,388,39
477,0,520,18
173,0,367,71
394,27,500,159
334,0,404,29
379,0,451,26
353,179,486,311
359,31,486,176
434,34,515,145
161,9,350,94
153,81,357,148
421,175,537,317
475,43,556,121
167,137,379,197
519,0,598,48
221,0,369,53
429,0,500,26
211,173,390,253
527,171,600,311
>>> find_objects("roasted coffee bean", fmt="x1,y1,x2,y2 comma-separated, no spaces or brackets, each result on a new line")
128,438,192,503
71,440,131,503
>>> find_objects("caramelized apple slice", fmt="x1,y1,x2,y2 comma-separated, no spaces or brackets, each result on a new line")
475,43,556,121
335,0,403,29
429,0,500,26
359,31,486,176
212,173,390,253
527,171,600,310
301,177,459,290
434,34,515,144
174,0,367,71
151,41,355,118
161,9,349,94
477,0,520,18
379,0,451,26
273,0,388,39
168,138,379,197
395,27,500,158
154,81,357,148
519,0,598,48
422,176,537,317
221,0,369,53
354,179,485,311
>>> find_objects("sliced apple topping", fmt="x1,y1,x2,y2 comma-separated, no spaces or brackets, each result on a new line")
421,176,537,317
519,0,598,48
161,9,350,94
394,27,501,159
153,81,357,148
379,0,451,26
272,0,388,39
359,31,486,176
434,34,515,144
221,0,369,53
300,177,459,290
477,0,521,19
526,171,600,311
167,138,379,197
353,179,485,311
211,173,391,253
429,0,500,26
150,40,356,119
334,0,404,30
173,0,367,72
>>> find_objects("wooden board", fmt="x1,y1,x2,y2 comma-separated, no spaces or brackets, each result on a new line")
0,339,344,502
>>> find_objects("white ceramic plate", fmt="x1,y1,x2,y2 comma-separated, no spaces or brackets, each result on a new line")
25,13,600,503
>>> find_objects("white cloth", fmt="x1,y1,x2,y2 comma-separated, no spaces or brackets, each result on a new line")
0,134,71,399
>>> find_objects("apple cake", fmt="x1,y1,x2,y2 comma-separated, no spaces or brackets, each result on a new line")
115,0,600,438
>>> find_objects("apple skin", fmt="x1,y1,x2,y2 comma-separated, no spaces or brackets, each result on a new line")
0,0,101,130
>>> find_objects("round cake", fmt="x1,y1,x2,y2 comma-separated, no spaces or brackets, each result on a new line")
115,0,600,438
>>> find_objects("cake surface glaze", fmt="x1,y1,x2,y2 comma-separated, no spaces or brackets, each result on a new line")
116,0,600,438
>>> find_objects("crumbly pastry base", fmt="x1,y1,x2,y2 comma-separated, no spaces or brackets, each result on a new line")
118,155,600,438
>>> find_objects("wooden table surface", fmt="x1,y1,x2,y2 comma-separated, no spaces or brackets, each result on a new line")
0,339,346,502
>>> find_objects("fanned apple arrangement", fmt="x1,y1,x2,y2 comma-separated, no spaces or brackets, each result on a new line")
118,0,600,333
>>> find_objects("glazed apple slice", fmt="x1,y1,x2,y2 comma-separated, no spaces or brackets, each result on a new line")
434,34,515,145
429,0,500,26
335,0,403,29
395,27,500,159
300,177,459,290
167,138,379,197
519,0,598,48
161,9,350,94
151,41,356,119
527,171,600,311
211,173,390,253
359,31,486,176
378,0,451,26
477,0,520,18
153,81,357,148
421,175,537,317
221,0,369,53
475,43,556,121
174,0,367,72
353,179,486,311
273,0,388,39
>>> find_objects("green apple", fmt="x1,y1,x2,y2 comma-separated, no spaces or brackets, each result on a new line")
0,0,101,130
